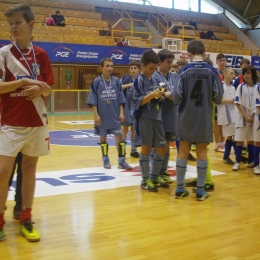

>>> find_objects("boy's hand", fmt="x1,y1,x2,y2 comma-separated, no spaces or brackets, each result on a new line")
153,89,163,99
94,114,102,125
164,92,173,100
119,113,124,123
21,85,44,100
245,116,254,124
22,78,50,90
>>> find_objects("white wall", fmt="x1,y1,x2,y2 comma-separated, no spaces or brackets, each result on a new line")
246,30,260,48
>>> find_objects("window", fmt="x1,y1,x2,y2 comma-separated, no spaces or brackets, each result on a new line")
201,0,223,14
174,0,198,12
147,0,172,8
225,10,247,29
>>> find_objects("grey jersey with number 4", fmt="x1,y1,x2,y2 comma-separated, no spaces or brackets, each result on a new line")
172,61,223,143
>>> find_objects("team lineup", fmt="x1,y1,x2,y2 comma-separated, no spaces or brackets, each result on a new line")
0,3,260,246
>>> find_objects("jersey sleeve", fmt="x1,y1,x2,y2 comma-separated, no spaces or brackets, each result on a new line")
117,79,126,104
132,76,144,110
41,51,55,85
0,52,6,82
212,72,224,105
87,78,98,107
232,76,239,89
172,73,184,104
255,83,260,108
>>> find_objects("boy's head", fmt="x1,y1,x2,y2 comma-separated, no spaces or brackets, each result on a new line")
141,50,159,77
216,53,226,71
203,56,213,66
171,64,179,74
187,40,205,56
56,11,61,15
223,68,235,81
242,65,257,84
157,49,174,73
100,57,114,77
240,58,250,69
129,60,141,78
5,4,35,41
176,58,188,69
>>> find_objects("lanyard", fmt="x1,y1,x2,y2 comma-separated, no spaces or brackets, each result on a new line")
102,76,112,98
14,42,38,80
156,70,173,91
247,84,254,107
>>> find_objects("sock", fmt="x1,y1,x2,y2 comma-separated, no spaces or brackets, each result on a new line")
175,141,180,152
205,155,213,184
149,149,156,166
131,139,136,152
0,213,5,230
253,146,260,167
176,159,187,190
235,146,243,163
19,207,32,224
118,157,125,163
150,153,165,181
161,147,170,173
197,160,208,192
232,142,237,154
122,138,127,154
224,139,232,158
248,144,254,164
139,154,150,179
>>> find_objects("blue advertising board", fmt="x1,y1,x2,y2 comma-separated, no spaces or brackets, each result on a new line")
251,56,260,70
0,40,148,65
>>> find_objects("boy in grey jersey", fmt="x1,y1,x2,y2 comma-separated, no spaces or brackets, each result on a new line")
87,58,132,170
132,50,168,192
172,40,223,200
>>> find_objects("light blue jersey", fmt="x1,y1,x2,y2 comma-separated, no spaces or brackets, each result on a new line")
172,61,223,143
87,76,126,129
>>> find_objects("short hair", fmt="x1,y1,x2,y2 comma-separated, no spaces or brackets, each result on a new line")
240,58,250,66
141,50,159,66
223,68,235,78
100,57,113,67
203,56,213,66
157,49,174,62
4,4,34,23
187,40,205,55
129,60,141,69
171,64,179,69
176,58,188,67
242,66,258,83
216,53,226,61
56,11,61,14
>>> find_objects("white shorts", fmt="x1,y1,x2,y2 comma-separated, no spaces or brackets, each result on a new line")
234,126,254,142
0,125,50,157
254,114,260,142
222,124,235,137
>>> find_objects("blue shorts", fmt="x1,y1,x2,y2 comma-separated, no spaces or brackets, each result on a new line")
165,132,176,142
94,126,122,137
139,117,167,148
122,121,133,127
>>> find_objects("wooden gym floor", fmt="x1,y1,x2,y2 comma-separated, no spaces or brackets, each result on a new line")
1,114,260,260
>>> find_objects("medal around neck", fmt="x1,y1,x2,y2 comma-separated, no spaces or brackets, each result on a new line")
107,99,111,104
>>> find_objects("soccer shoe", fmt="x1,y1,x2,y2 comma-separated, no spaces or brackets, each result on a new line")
0,229,4,241
186,180,214,191
247,162,254,168
130,151,139,158
175,189,189,199
160,170,173,184
254,166,260,175
191,144,196,151
188,153,197,161
241,155,248,163
141,179,158,192
20,221,40,242
153,176,170,188
13,205,22,220
215,145,225,152
118,160,132,170
223,157,235,165
196,190,209,201
232,162,240,171
102,156,111,169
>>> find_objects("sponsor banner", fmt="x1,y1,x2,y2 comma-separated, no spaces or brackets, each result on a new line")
8,163,225,199
0,40,147,65
251,56,260,70
153,48,251,69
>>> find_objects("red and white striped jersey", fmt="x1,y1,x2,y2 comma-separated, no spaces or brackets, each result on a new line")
0,43,54,127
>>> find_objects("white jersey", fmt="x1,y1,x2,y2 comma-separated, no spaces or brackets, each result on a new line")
234,83,256,127
217,82,236,125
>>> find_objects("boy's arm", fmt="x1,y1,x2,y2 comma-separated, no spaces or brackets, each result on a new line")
221,99,234,104
212,73,224,105
119,104,124,122
92,105,101,126
171,74,183,104
235,103,253,123
140,90,163,106
122,83,133,89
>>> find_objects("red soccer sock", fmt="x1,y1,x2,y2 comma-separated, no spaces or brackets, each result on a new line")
0,213,5,230
19,207,32,224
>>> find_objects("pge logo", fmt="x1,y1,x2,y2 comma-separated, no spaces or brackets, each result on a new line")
52,46,74,58
107,49,127,60
226,55,244,68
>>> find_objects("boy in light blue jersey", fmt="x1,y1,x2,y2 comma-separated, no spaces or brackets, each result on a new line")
133,50,168,192
152,49,177,184
120,60,141,158
172,40,223,201
87,57,132,170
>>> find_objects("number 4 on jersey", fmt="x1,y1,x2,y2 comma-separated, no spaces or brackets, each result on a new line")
190,80,204,107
